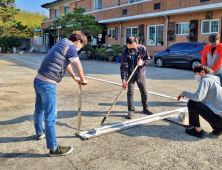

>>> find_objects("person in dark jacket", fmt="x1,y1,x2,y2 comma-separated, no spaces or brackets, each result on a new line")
120,36,153,119
179,64,222,138
34,31,87,156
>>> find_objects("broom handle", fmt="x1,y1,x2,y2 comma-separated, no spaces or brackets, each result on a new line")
102,65,139,123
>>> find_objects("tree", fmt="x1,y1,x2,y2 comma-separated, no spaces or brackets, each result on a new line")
0,0,19,23
14,10,48,37
49,7,103,43
0,0,26,37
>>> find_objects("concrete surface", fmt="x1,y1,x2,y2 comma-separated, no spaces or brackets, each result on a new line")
0,53,221,170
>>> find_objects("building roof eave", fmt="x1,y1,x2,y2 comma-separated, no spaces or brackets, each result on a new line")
41,0,72,9
98,2,222,23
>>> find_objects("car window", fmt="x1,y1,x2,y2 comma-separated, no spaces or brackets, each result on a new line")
169,43,183,51
184,44,198,50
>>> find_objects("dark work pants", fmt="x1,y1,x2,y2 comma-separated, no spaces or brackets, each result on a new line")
127,74,148,111
187,100,222,129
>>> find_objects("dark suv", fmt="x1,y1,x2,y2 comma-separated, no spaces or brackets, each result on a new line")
154,42,206,69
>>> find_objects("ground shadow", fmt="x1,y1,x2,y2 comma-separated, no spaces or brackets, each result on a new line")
117,122,218,142
0,152,48,158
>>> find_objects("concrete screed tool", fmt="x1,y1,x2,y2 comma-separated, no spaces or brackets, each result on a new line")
93,65,139,134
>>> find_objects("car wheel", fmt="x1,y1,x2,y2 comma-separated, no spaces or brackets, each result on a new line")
191,60,201,69
156,58,164,67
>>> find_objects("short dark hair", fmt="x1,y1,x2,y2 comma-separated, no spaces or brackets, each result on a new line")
126,37,138,44
209,33,220,43
69,31,87,46
193,64,210,74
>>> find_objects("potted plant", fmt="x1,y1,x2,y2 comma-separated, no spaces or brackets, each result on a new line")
103,49,109,61
89,48,95,59
8,36,23,53
112,44,122,63
108,50,114,62
95,48,100,60
98,47,106,61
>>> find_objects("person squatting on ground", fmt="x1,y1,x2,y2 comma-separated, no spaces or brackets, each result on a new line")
34,31,88,156
201,33,222,86
179,64,222,138
120,36,153,119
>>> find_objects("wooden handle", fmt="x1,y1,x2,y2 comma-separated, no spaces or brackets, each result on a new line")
77,84,82,136
101,65,139,124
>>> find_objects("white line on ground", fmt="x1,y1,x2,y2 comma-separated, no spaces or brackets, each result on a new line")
9,57,40,66
9,57,188,103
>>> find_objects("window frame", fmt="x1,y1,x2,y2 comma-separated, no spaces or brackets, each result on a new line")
54,8,59,18
124,27,138,44
147,24,164,46
108,29,115,38
175,22,189,35
94,0,102,11
201,19,219,34
64,6,69,14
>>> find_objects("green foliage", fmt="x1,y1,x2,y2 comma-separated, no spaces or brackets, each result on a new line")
0,0,19,23
79,44,91,54
111,44,127,57
14,10,48,37
0,4,47,37
98,47,109,57
0,36,22,50
48,7,103,39
89,48,96,56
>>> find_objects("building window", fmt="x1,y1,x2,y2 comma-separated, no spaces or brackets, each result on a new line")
95,0,102,11
201,20,219,34
54,9,59,18
123,9,127,15
154,3,160,10
129,0,141,3
147,25,164,45
200,0,210,2
125,27,137,44
108,29,115,38
175,23,189,35
64,6,69,14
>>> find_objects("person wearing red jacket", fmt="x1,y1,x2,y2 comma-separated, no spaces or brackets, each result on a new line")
201,33,222,86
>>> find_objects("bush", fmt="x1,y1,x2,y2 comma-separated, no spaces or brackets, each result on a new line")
0,36,23,49
112,44,126,58
79,44,91,54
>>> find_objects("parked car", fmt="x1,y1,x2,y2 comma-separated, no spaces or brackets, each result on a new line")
154,42,206,69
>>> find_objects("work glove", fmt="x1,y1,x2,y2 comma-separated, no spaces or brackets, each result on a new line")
177,92,185,101
78,79,88,86
209,68,214,74
73,77,80,82
122,80,128,90
137,59,144,66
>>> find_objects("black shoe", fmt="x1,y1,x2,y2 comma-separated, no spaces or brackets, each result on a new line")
127,111,134,119
212,128,222,135
185,127,205,138
143,107,153,115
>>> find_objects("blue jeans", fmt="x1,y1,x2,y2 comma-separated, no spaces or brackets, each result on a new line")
34,78,58,149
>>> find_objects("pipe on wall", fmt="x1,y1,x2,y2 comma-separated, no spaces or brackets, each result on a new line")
165,16,169,49
119,22,122,45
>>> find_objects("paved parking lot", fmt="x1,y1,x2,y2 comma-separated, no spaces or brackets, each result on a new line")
0,53,221,170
